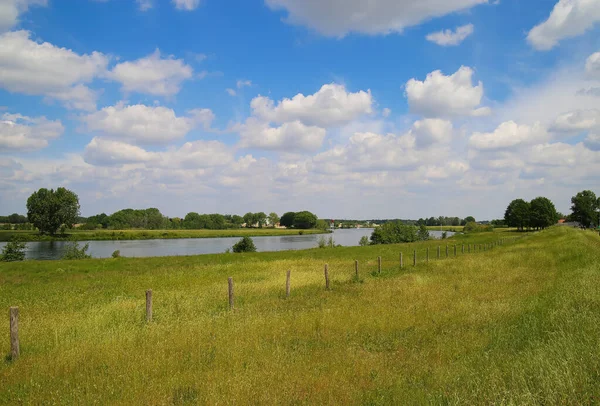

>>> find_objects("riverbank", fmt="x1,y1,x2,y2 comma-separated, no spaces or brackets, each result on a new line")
3,228,599,403
0,228,329,242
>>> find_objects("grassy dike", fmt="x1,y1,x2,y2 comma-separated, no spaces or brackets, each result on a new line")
1,227,600,404
0,228,327,242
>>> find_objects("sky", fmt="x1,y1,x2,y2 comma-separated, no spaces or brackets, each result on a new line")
1,0,599,220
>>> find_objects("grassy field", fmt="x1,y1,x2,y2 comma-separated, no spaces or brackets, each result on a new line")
1,227,600,404
0,228,327,242
425,225,465,232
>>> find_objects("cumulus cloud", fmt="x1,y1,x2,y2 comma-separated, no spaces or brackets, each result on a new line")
0,112,63,152
251,83,373,127
264,0,487,37
406,66,490,118
108,49,193,97
0,0,46,33
0,30,108,111
410,119,453,149
426,24,474,46
82,103,214,144
84,137,158,166
584,133,600,150
527,0,600,50
586,52,600,79
551,109,600,132
469,121,548,151
238,118,326,152
173,0,201,10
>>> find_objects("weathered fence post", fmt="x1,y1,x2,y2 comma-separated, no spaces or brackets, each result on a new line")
228,277,234,310
145,290,152,322
400,252,403,269
437,246,440,259
355,260,359,279
468,244,471,253
427,247,429,262
324,264,330,290
378,256,382,273
286,270,291,298
10,307,19,360
454,245,457,257
446,245,449,258
413,250,417,266
462,244,465,254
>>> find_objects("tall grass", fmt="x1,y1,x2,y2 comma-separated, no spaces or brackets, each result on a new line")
1,228,599,404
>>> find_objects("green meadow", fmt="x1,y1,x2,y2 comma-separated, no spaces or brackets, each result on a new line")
0,228,326,242
1,227,600,404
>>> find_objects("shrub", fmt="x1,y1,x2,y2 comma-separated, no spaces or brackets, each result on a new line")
317,236,327,248
112,250,121,258
417,225,430,241
463,222,494,233
298,230,304,235
62,241,92,260
441,231,447,239
370,222,418,245
232,236,257,253
1,237,27,262
359,236,370,246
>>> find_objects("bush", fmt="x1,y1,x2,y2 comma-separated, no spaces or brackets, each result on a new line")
1,237,27,262
441,231,447,239
317,236,327,248
232,236,257,253
370,222,418,245
359,236,370,246
62,241,92,260
112,250,121,258
417,225,430,241
463,222,494,233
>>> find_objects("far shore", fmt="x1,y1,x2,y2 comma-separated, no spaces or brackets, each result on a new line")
0,228,330,242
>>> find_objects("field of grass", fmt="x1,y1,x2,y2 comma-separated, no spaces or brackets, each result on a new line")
0,228,327,242
1,227,600,404
425,225,464,232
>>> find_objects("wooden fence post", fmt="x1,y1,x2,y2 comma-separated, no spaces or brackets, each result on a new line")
446,245,449,258
378,256,382,273
462,244,464,254
413,250,417,266
286,270,291,298
437,246,440,259
454,245,457,257
145,290,152,322
427,247,429,262
468,244,471,253
228,277,234,310
10,307,19,360
324,264,330,290
400,252,403,269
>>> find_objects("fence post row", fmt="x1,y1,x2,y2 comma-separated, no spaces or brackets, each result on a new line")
10,307,19,361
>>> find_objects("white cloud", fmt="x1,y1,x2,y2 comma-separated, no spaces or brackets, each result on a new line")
226,88,237,96
82,103,213,144
0,0,46,33
264,0,487,37
551,109,600,132
237,79,252,89
0,112,63,152
238,118,326,152
586,52,600,79
173,0,201,10
406,66,490,117
251,83,373,127
0,30,108,111
426,24,474,46
136,0,152,11
160,140,234,169
411,119,453,149
584,133,600,150
84,137,158,166
469,121,548,150
527,0,600,50
108,49,193,96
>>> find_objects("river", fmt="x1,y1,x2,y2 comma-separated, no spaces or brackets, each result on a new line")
0,229,454,260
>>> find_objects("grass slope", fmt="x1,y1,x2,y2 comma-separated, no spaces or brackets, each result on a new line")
0,228,326,242
1,228,599,404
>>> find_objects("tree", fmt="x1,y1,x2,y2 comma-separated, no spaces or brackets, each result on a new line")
232,236,257,253
571,190,599,228
464,216,476,224
530,197,558,229
27,187,80,235
1,237,26,262
231,215,244,227
417,224,430,241
504,199,531,231
268,212,280,227
255,212,267,228
293,211,318,229
280,212,296,228
243,212,256,227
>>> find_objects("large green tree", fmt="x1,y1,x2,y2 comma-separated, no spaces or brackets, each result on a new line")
571,190,599,228
268,212,280,227
504,199,531,231
280,212,296,228
530,197,558,229
292,211,318,229
27,187,80,235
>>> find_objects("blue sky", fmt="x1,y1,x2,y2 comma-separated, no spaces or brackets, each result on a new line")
1,0,600,219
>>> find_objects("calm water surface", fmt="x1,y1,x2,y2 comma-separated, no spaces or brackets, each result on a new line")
0,229,453,260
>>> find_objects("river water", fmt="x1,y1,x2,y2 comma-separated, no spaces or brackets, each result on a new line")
0,229,454,260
